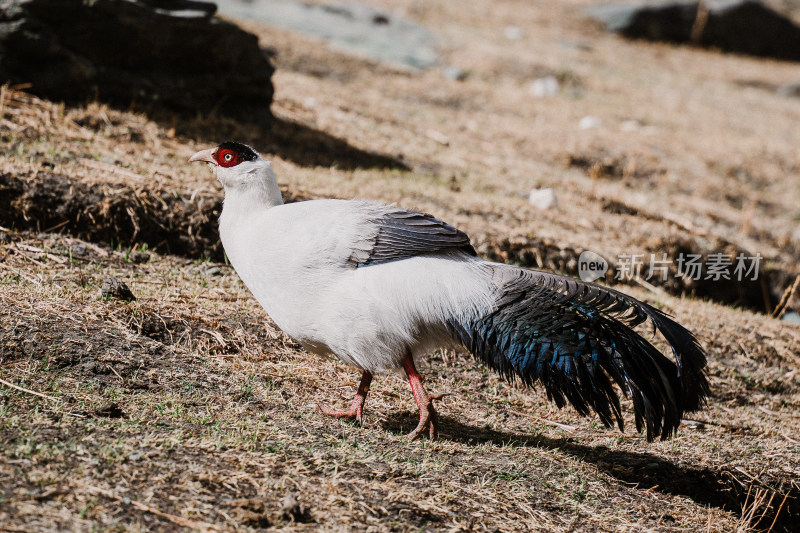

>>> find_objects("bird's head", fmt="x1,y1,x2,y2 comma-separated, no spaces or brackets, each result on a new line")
189,141,270,189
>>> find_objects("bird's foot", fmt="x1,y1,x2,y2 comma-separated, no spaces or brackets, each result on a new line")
402,353,449,440
315,371,372,426
316,402,365,425
403,391,448,440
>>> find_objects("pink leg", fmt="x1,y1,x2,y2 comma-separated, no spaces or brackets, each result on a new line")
402,354,446,440
316,371,373,425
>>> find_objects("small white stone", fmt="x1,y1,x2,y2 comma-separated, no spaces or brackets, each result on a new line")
504,25,524,40
442,65,468,81
528,188,558,210
530,76,559,98
578,115,602,129
620,120,641,131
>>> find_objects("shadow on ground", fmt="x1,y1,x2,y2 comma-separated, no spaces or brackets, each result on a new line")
268,117,409,171
154,110,410,171
382,413,798,532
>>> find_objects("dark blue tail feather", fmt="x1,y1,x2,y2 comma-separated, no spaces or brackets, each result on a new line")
447,266,710,441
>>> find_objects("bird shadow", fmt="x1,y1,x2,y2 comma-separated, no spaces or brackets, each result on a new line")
267,116,410,171
380,412,784,524
151,108,410,171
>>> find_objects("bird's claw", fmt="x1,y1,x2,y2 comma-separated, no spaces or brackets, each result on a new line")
315,371,372,427
403,392,445,441
315,403,364,425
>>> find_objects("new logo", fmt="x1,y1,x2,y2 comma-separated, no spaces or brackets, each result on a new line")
578,250,609,282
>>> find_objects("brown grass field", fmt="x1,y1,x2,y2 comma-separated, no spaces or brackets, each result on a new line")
1,1,799,531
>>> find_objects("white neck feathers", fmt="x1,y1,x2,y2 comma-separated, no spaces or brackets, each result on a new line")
222,161,283,212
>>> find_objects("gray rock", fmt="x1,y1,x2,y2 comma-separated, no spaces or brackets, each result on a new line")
101,277,137,302
586,3,698,38
781,311,800,324
0,0,275,121
70,243,87,257
586,1,800,62
94,402,125,418
777,79,800,97
442,66,469,81
215,0,438,70
131,251,151,264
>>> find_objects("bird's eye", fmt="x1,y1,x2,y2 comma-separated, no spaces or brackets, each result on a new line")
215,149,239,168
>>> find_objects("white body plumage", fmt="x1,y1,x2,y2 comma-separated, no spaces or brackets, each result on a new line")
221,193,496,373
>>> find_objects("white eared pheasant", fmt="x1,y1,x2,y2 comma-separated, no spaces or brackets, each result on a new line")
190,141,709,440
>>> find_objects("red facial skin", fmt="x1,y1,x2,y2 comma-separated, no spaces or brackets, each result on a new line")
215,148,240,167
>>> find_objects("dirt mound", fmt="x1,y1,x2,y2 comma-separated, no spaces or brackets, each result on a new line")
0,170,309,261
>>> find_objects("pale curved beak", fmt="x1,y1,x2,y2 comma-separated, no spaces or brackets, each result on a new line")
189,148,216,164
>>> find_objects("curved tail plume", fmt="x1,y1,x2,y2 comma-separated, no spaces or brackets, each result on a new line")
447,266,710,441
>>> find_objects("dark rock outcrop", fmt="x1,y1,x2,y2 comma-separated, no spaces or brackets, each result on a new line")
587,1,800,62
101,278,137,303
0,0,274,121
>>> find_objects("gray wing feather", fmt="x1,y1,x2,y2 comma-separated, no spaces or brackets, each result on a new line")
354,207,476,266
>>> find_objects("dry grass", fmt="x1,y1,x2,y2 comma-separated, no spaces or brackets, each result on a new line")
2,1,800,531
0,230,797,531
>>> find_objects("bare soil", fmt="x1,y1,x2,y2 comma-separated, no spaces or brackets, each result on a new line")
1,1,799,531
